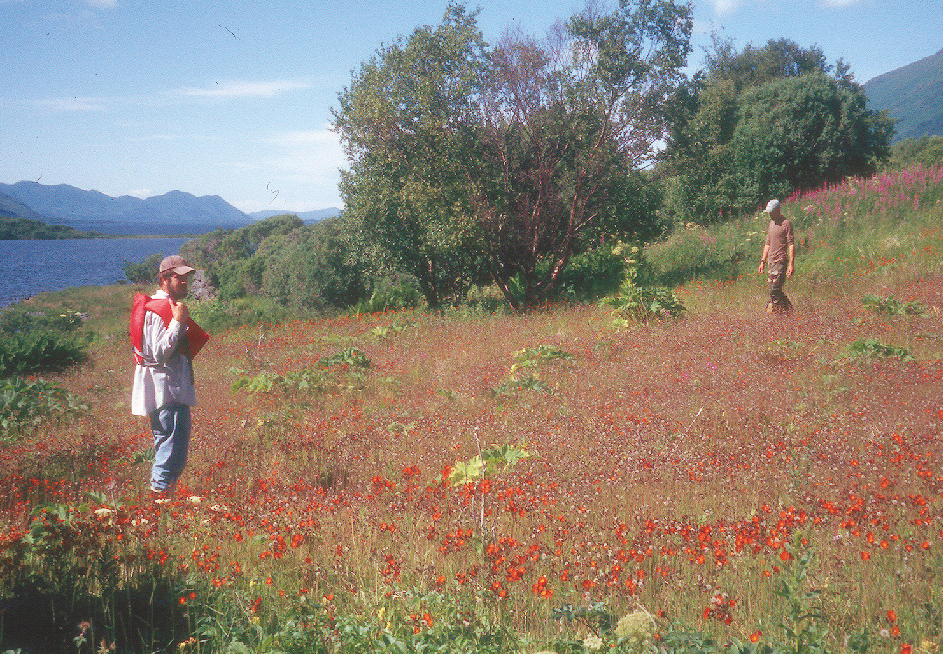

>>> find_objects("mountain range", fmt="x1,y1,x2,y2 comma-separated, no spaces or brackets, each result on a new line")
0,181,339,236
864,47,943,142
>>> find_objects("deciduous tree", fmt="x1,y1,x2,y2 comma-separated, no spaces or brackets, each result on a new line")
469,0,692,308
333,4,487,309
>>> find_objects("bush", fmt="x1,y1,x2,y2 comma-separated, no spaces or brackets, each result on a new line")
355,275,422,313
121,253,163,284
0,307,83,335
0,376,88,439
847,338,913,361
861,294,928,316
0,330,88,377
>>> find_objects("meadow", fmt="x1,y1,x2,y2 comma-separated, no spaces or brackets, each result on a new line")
1,166,942,654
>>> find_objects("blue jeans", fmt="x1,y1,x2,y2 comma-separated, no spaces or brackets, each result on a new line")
149,403,191,493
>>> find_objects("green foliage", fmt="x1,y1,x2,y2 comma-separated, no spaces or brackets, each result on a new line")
355,275,422,313
660,38,891,225
728,73,892,206
334,4,488,310
0,376,87,440
0,328,88,378
601,240,686,322
121,252,163,284
543,243,628,303
772,546,829,654
0,216,100,239
490,373,554,397
0,307,83,334
317,347,371,369
510,345,573,373
180,214,353,308
603,286,686,324
448,444,530,486
861,294,928,316
887,136,943,169
188,297,296,333
335,1,691,310
846,338,913,361
231,348,372,395
470,3,691,309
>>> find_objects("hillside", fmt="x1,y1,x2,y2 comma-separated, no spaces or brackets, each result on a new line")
249,207,341,223
865,46,943,141
0,191,46,221
0,181,254,236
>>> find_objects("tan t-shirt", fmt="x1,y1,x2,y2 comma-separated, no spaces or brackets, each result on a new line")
765,218,794,266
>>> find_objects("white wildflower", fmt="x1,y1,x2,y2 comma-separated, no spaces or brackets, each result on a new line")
583,634,604,651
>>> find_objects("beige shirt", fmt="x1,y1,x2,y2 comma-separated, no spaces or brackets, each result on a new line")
131,290,196,416
765,218,794,266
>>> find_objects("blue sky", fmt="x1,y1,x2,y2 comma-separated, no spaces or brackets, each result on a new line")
1,0,939,214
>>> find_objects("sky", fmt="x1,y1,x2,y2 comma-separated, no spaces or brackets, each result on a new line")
1,0,940,215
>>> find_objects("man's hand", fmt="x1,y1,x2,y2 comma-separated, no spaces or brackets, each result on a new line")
786,263,795,278
169,297,189,324
758,260,766,274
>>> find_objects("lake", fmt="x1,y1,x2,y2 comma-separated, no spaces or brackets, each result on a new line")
0,237,190,307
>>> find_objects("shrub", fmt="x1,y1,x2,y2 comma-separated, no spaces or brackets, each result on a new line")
187,297,297,334
0,307,88,377
602,286,686,324
0,330,88,377
355,275,422,313
0,376,88,439
121,252,163,284
0,307,83,335
846,338,913,361
861,294,928,316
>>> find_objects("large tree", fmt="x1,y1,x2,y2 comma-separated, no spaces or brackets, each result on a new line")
333,4,487,310
334,0,691,310
729,72,893,205
659,38,892,224
469,0,692,308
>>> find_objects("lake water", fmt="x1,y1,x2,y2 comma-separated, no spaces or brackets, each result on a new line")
0,237,190,307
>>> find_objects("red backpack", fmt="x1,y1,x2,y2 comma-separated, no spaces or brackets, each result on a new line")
131,292,210,365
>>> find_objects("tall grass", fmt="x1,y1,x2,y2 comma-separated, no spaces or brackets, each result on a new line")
1,167,942,653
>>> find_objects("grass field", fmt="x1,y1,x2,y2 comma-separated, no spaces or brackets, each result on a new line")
2,166,942,653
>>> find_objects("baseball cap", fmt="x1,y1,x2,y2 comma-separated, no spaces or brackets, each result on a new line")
159,255,195,276
763,199,781,213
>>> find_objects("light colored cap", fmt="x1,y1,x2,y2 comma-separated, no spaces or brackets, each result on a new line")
763,199,781,213
159,255,195,276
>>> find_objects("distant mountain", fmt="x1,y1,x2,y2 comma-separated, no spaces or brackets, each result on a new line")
0,191,47,221
249,207,341,223
865,47,943,142
0,181,254,236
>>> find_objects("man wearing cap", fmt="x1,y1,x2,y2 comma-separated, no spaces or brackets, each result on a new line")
131,255,209,497
757,199,795,313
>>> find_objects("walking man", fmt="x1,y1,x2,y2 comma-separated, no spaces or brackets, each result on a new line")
131,255,209,497
757,199,795,313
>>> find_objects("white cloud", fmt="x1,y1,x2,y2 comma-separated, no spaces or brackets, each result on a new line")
177,80,312,99
713,0,862,14
712,0,743,16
